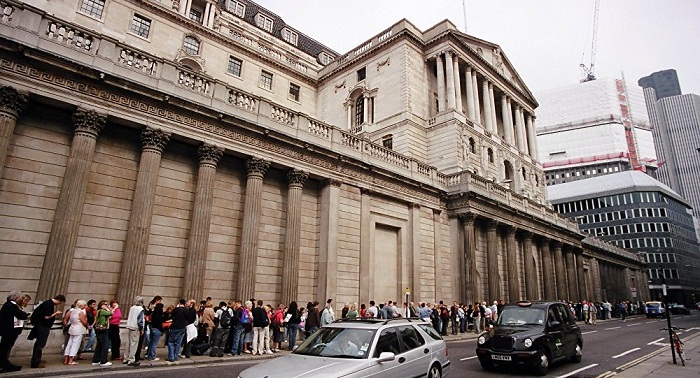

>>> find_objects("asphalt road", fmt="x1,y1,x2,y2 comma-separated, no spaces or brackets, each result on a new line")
60,313,700,378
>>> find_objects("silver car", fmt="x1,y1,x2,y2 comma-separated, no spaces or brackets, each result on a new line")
238,318,450,378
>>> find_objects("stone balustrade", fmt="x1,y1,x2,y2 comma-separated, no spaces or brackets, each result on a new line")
228,89,258,113
46,20,95,52
365,142,410,169
308,120,331,140
178,70,211,95
118,48,158,76
1,1,13,24
270,105,295,126
339,130,362,151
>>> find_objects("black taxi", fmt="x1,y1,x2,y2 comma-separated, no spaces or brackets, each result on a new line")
475,301,583,375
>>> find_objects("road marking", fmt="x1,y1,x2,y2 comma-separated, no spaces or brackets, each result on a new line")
647,337,664,345
460,356,477,361
626,323,640,327
582,330,598,335
595,371,617,378
612,347,640,359
645,321,656,324
556,363,598,378
617,346,666,370
605,326,621,330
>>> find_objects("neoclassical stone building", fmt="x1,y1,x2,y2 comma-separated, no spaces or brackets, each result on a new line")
0,0,648,314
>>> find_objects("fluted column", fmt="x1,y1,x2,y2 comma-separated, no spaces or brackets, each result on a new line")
553,242,567,301
472,72,481,125
506,99,514,144
465,66,475,120
505,226,519,302
281,169,309,305
489,83,497,134
576,251,588,300
453,54,463,113
363,95,369,125
118,128,171,308
522,232,537,300
540,238,555,300
519,108,529,155
460,213,477,304
182,144,224,300
482,80,493,133
527,114,538,160
514,105,525,153
36,109,106,301
0,86,27,181
445,51,456,110
236,157,270,301
436,53,445,113
486,220,500,301
565,249,579,301
501,95,513,144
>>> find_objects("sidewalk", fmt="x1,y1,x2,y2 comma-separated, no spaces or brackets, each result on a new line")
614,328,699,378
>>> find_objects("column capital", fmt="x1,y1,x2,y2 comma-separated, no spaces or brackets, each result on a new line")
72,108,106,137
506,225,517,235
0,86,27,116
458,212,476,224
197,143,224,166
246,157,270,177
287,168,309,187
538,236,550,246
487,219,498,231
325,178,342,188
140,127,171,153
522,231,533,241
552,240,563,250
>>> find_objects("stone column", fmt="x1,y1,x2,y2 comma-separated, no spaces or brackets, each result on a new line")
453,54,463,113
522,232,537,300
436,53,445,113
433,209,443,301
565,249,579,301
482,79,493,133
117,127,170,308
410,204,422,302
236,157,270,301
553,242,567,301
465,66,475,121
346,103,352,129
519,108,529,155
281,169,309,306
0,86,27,181
460,213,477,304
363,95,369,125
576,251,588,300
540,238,554,300
506,99,514,144
36,109,106,301
489,83,497,134
445,51,456,110
501,95,513,144
527,114,538,160
182,144,224,300
472,72,481,125
320,180,341,302
506,226,519,302
514,105,525,152
486,220,500,302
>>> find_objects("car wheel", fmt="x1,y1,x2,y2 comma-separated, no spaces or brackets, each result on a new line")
570,342,582,363
428,363,442,378
533,350,549,376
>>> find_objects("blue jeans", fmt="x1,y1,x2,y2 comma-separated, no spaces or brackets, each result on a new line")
84,327,96,351
167,328,185,361
231,325,245,355
287,324,300,350
147,328,162,360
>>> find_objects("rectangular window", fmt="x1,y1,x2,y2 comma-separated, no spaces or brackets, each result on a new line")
282,28,298,46
256,13,274,32
227,56,242,77
260,70,273,90
80,0,105,18
357,67,367,81
130,14,151,38
189,8,202,23
288,83,300,102
228,1,246,17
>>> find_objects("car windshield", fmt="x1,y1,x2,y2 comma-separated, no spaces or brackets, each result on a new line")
497,307,546,326
294,327,376,359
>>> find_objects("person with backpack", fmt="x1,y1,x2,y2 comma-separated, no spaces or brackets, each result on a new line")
230,300,251,356
209,301,232,357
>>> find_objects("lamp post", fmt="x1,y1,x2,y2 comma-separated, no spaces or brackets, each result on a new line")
661,274,676,364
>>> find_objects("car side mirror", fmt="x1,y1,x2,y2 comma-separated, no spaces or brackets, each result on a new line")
377,352,396,363
548,320,560,329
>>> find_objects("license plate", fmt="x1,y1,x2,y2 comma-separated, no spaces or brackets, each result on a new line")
491,354,512,361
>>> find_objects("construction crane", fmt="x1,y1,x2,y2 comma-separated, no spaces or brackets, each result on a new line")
580,0,600,82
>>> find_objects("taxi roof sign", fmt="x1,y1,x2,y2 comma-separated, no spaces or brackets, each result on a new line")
516,301,532,307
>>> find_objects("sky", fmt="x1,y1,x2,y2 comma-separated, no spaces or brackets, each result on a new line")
253,0,700,97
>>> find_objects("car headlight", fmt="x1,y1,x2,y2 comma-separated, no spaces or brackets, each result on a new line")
478,336,486,345
524,338,533,348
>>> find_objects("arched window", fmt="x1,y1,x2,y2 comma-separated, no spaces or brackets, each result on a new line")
487,148,494,163
355,95,365,126
469,138,476,153
183,36,200,55
504,160,514,181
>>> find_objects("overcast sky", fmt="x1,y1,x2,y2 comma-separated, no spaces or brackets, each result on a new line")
254,0,700,97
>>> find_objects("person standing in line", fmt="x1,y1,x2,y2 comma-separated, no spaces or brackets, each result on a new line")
90,300,113,367
285,302,302,351
167,299,187,362
123,296,144,367
209,301,233,357
28,294,65,369
251,300,269,355
0,291,30,372
108,300,122,361
63,299,88,366
472,302,481,334
589,302,597,325
305,301,320,337
146,296,164,361
320,299,335,326
83,299,97,353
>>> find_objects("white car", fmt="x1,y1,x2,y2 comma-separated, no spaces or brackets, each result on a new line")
238,318,450,378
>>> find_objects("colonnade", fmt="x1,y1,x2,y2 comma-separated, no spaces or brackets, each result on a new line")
433,51,539,160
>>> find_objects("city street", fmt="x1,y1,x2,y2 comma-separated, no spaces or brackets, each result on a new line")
21,313,696,378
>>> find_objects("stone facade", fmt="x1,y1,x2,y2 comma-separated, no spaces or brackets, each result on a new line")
0,0,647,330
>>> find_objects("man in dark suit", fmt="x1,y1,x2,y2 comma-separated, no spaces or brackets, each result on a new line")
0,291,30,372
28,295,66,368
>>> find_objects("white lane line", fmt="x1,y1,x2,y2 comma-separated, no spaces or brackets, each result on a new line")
645,321,656,324
647,337,664,345
556,363,598,378
626,323,640,327
582,330,598,335
612,347,641,359
605,326,621,330
460,356,477,361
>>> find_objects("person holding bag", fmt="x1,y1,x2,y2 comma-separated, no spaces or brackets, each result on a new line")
91,301,113,367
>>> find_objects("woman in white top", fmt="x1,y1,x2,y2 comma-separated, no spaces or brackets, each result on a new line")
64,300,88,365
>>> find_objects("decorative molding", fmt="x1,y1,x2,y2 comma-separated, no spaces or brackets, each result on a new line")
246,157,270,177
334,79,346,93
197,143,224,165
140,127,171,153
72,108,106,137
287,168,308,187
376,57,390,71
